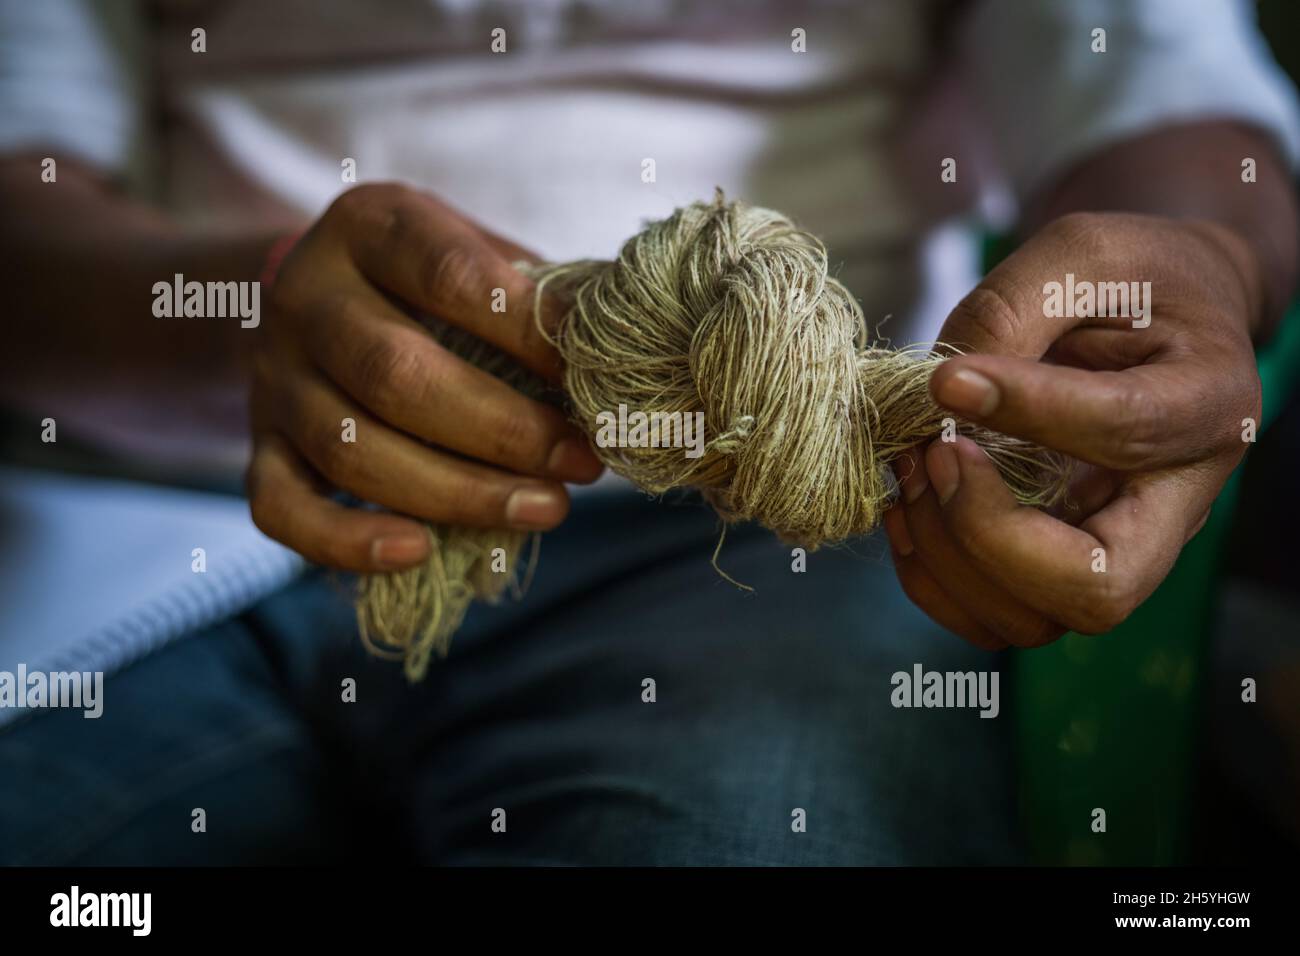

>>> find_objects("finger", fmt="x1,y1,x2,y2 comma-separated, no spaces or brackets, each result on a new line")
479,227,544,266
936,216,1144,358
1083,461,1226,556
274,366,572,531
922,435,1197,635
400,188,543,267
305,288,602,482
899,449,1067,648
1044,325,1160,372
892,443,929,505
930,353,1239,471
888,489,1008,649
890,549,1010,651
1050,462,1122,526
339,185,563,382
938,269,1101,360
246,432,431,572
882,501,914,559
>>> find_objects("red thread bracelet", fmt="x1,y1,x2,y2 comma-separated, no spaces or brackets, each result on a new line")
258,230,305,291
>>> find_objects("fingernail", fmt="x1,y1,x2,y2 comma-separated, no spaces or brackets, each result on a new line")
506,487,564,528
927,440,960,505
901,451,929,504
547,437,599,480
372,534,429,569
937,368,999,418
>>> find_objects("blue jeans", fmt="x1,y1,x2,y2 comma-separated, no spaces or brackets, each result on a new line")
0,490,1022,865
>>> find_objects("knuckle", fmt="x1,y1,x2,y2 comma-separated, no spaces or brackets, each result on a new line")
1067,576,1140,635
1242,373,1263,432
248,492,278,541
947,285,1022,350
327,183,416,255
491,407,550,470
324,187,361,223
1048,211,1113,260
323,188,367,235
246,473,285,540
1196,362,1259,460
330,181,406,220
947,512,998,565
378,194,416,246
448,474,508,526
1104,385,1163,467
353,333,428,410
307,417,352,483
1002,614,1064,649
421,241,483,311
516,304,554,363
1069,608,1119,637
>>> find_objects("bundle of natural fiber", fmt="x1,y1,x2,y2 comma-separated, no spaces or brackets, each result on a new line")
357,191,1068,680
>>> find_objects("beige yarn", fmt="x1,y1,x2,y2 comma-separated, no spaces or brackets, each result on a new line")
357,191,1069,680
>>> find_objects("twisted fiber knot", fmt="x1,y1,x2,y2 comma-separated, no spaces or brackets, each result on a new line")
550,190,1059,548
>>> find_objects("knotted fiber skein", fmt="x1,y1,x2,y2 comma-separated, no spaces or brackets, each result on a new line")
356,191,1070,680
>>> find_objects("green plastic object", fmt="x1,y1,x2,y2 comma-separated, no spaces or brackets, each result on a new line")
1013,301,1300,865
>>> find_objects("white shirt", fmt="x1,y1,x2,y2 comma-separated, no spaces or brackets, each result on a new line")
9,0,1296,337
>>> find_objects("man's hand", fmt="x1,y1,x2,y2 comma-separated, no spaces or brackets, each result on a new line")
246,183,603,573
883,212,1265,649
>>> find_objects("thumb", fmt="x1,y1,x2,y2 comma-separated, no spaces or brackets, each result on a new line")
930,353,1206,471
